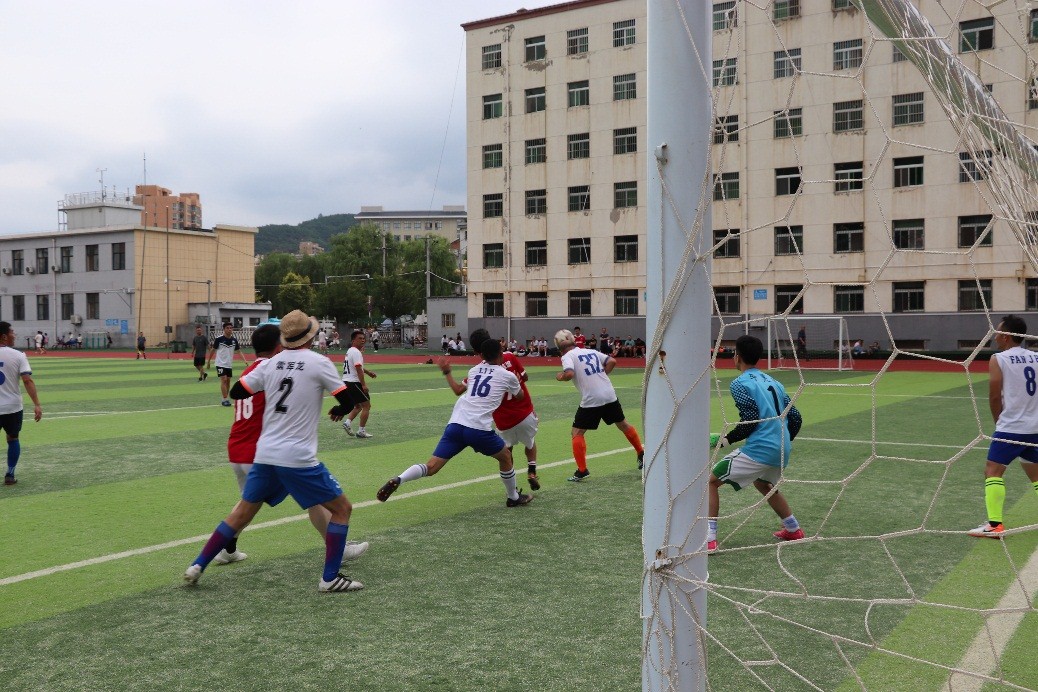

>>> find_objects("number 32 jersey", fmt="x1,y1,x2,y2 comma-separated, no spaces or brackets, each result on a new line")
448,362,521,432
560,347,617,408
994,346,1038,433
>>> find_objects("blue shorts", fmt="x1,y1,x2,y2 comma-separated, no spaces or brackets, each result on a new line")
988,432,1038,465
241,462,343,509
432,423,505,460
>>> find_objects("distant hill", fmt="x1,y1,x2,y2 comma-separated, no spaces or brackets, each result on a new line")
255,213,357,255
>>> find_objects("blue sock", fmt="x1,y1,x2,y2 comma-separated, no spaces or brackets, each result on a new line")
194,521,236,569
7,439,20,475
782,515,801,532
323,522,349,582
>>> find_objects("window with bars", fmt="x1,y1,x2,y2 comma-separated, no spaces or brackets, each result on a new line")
36,248,48,274
774,108,802,138
1028,278,1038,310
525,87,545,113
483,94,503,120
775,167,801,196
568,186,590,212
893,156,924,187
713,229,740,258
483,293,504,317
483,193,504,218
713,1,737,30
526,292,548,317
613,73,636,100
713,116,738,144
61,293,74,320
482,144,502,169
959,150,993,182
525,240,547,267
614,181,637,208
834,100,864,132
713,58,737,86
37,295,49,320
615,235,639,262
833,0,853,9
834,285,864,313
774,226,803,255
482,44,502,69
774,0,800,20
775,284,804,314
1031,10,1038,43
893,282,925,312
86,292,99,320
892,92,924,125
614,126,638,153
525,35,546,61
714,287,741,315
835,161,864,192
525,189,547,215
833,39,864,70
834,222,865,253
774,48,801,78
60,246,73,273
568,237,592,264
12,295,23,321
483,243,504,269
567,133,590,159
615,289,639,316
893,45,907,63
714,172,740,200
567,28,588,55
958,214,993,247
11,250,23,275
960,18,994,52
569,291,592,317
568,80,590,108
613,19,636,46
525,138,546,164
86,245,100,271
892,219,925,249
958,279,992,311
1030,79,1038,110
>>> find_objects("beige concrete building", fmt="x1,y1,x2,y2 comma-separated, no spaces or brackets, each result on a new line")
464,0,1038,351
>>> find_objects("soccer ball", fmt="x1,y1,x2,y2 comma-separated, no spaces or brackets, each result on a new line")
554,329,575,349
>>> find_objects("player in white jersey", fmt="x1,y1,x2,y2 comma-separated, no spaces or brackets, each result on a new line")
375,338,534,508
0,322,42,485
207,322,250,406
341,329,377,439
184,310,367,592
555,329,644,482
968,314,1038,538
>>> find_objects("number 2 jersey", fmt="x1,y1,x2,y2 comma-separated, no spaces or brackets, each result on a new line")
560,347,617,408
448,362,521,431
993,345,1038,433
727,367,802,468
227,358,266,463
240,349,347,467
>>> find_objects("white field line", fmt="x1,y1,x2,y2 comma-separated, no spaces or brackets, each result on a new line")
0,448,628,587
946,548,1038,691
797,436,973,450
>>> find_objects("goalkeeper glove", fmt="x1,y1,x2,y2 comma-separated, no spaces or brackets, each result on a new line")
710,433,729,449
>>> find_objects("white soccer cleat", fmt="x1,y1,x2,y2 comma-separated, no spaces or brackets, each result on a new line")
212,549,248,565
183,564,202,585
355,431,373,439
344,541,370,560
318,573,364,592
342,421,355,436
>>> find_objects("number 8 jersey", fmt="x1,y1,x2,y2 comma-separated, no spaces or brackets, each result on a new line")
560,347,617,407
993,345,1038,433
448,362,521,431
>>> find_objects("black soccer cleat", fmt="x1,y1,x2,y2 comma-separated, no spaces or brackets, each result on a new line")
376,477,401,502
527,473,541,491
568,469,591,482
637,451,644,470
506,490,534,507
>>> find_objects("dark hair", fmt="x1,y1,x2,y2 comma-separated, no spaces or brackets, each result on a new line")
251,324,280,354
480,337,502,362
735,335,763,366
469,328,491,352
1001,314,1027,344
223,322,233,329
0,321,10,337
351,329,364,341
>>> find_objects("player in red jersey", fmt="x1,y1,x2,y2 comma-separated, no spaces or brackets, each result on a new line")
468,328,541,490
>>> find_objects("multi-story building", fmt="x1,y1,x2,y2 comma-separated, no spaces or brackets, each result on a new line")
355,205,467,245
133,185,202,231
464,0,1038,351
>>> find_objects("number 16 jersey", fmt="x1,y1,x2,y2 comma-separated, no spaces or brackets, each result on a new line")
560,347,617,408
448,362,521,431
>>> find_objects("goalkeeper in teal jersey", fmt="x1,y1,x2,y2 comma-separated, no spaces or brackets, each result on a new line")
707,335,804,553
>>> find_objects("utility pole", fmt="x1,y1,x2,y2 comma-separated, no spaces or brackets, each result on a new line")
425,235,431,299
381,233,387,277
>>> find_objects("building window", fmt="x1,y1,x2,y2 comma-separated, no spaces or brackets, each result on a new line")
715,287,741,314
714,172,740,200
60,246,73,273
61,293,74,320
893,156,924,187
111,242,125,270
893,45,908,63
834,222,865,253
959,150,993,182
482,144,503,169
774,48,801,78
614,181,637,208
833,39,864,70
713,1,737,31
482,44,502,69
1027,278,1038,310
834,285,864,313
568,237,592,264
567,28,588,55
442,313,456,329
713,229,740,259
775,108,802,138
775,167,802,196
483,193,504,219
567,133,590,160
615,235,639,262
526,240,547,267
482,94,503,120
774,0,800,20
833,0,854,9
960,18,994,52
483,243,504,269
775,226,803,255
36,294,49,320
614,126,638,153
959,279,992,311
613,19,636,47
713,116,738,144
835,161,864,192
615,289,639,316
568,186,590,212
892,281,925,312
525,35,546,62
834,100,864,132
35,248,48,275
525,189,547,215
892,92,924,126
525,138,547,164
1031,9,1038,43
713,58,738,86
11,250,23,275
484,293,504,317
86,292,99,320
775,284,804,314
569,290,592,316
959,214,993,247
526,292,548,317
12,295,24,321
525,87,546,113
568,80,590,108
892,219,925,249
613,73,636,100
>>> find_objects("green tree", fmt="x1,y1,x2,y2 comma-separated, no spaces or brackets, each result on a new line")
255,252,298,304
314,277,368,324
275,271,316,316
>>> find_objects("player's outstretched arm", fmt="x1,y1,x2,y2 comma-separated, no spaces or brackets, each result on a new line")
438,359,467,396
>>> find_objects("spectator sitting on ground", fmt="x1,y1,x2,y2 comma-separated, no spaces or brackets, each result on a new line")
852,339,864,356
587,335,598,350
447,337,458,353
623,336,636,357
867,341,880,357
508,338,519,353
538,338,548,357
634,337,646,357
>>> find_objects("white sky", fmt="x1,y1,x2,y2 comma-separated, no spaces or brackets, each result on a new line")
0,0,527,234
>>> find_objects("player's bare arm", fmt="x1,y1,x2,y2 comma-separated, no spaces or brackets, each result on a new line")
988,356,1003,423
22,374,42,421
557,369,574,382
438,359,467,396
603,356,617,374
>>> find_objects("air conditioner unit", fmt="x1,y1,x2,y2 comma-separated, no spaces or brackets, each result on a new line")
25,266,35,274
1,268,9,275
51,266,61,274
70,315,83,325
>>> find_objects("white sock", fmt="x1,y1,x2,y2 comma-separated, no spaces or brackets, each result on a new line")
344,420,352,428
500,469,519,500
399,464,428,483
707,519,718,542
358,427,366,433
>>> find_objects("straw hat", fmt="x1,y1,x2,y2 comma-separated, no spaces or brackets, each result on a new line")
279,309,319,348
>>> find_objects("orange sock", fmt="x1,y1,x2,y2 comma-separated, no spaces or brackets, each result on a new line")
572,436,587,472
623,426,643,454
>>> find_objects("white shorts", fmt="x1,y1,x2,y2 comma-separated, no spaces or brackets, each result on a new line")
712,450,782,491
498,412,538,450
232,462,252,492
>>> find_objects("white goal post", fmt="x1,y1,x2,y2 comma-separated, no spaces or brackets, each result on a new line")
766,315,854,371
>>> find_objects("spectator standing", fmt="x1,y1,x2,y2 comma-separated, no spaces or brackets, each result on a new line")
136,332,146,359
442,334,450,354
191,326,209,381
370,328,380,352
573,327,586,349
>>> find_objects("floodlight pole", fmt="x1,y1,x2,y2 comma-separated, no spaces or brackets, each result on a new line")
643,1,711,690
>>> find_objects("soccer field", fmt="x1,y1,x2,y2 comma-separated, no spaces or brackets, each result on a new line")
0,357,1035,690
